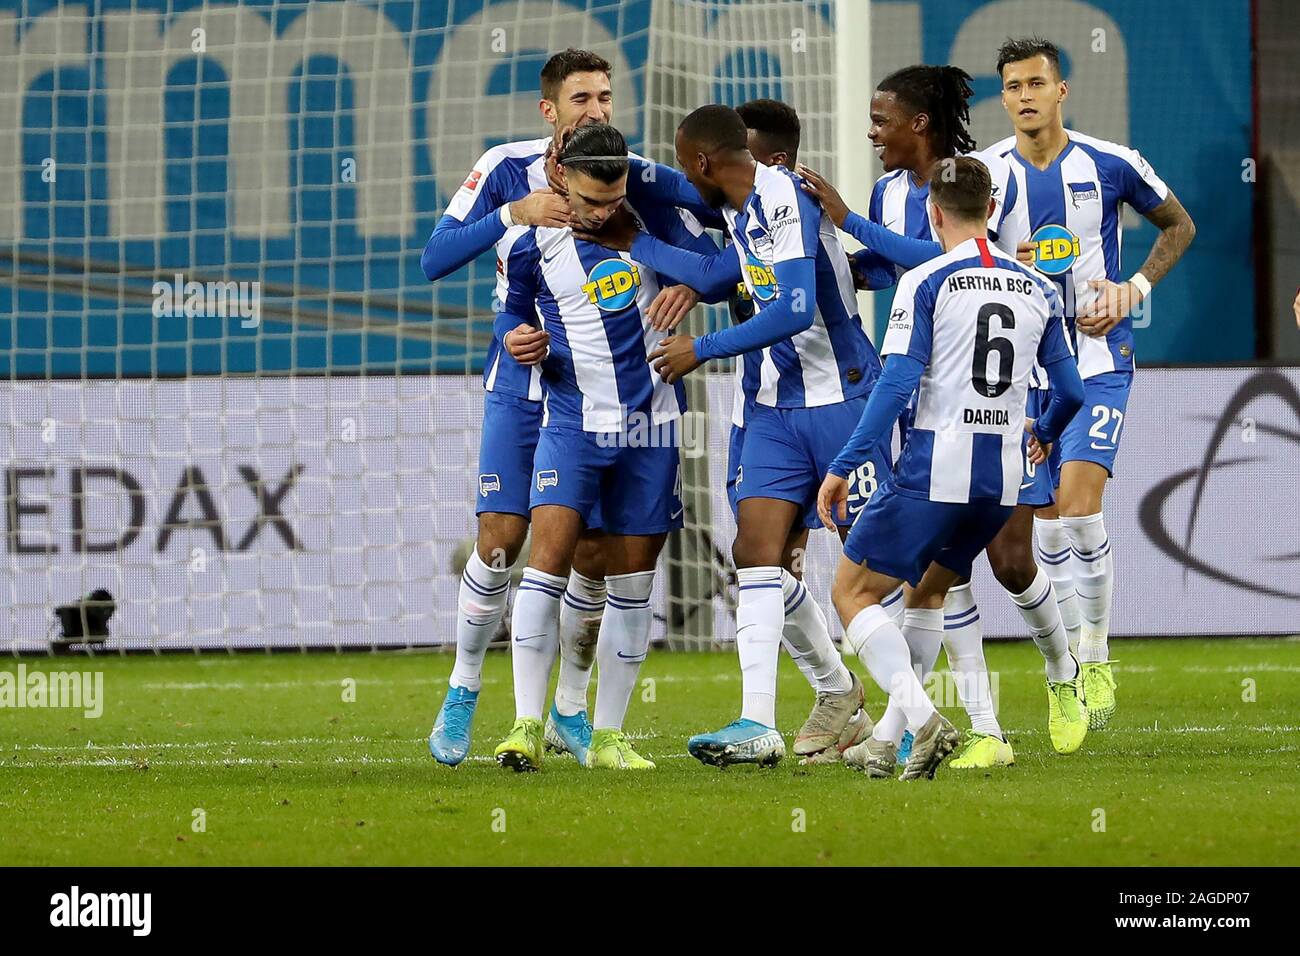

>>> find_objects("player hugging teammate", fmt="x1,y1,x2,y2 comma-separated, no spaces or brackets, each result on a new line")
422,36,1193,778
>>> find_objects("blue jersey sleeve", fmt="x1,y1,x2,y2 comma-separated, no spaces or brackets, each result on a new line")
693,256,815,361
1032,355,1084,446
421,151,525,281
630,232,740,303
829,354,925,478
841,211,942,269
849,249,900,291
421,212,509,281
626,158,726,228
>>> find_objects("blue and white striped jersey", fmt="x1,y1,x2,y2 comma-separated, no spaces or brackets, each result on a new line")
883,237,1072,506
987,129,1168,379
869,148,1020,259
444,137,552,401
725,163,881,410
868,149,1049,391
496,202,695,433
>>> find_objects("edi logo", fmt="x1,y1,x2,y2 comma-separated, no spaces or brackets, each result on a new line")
50,886,151,936
1028,224,1081,276
743,252,778,301
581,258,641,311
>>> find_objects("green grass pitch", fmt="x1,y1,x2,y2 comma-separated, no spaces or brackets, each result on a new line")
2,637,1297,866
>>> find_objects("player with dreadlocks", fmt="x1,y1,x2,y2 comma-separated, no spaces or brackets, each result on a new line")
800,64,1088,775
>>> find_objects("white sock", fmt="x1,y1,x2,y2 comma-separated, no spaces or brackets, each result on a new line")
1061,513,1113,662
1009,567,1075,682
781,571,851,694
555,570,604,716
874,606,944,742
1035,516,1082,654
736,567,785,728
450,549,513,692
881,586,905,626
941,586,1001,737
592,571,655,730
510,568,565,720
845,604,935,732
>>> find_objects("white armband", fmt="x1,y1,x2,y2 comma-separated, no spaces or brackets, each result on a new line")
1128,272,1152,300
500,203,515,228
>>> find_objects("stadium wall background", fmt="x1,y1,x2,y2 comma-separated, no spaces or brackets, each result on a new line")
3,368,1296,651
2,0,1287,650
1,0,1254,377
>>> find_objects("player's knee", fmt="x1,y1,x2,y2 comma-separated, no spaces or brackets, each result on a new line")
477,514,527,568
572,535,606,580
1057,500,1101,520
525,541,571,578
731,532,781,571
993,560,1037,595
990,545,1038,594
831,580,862,627
906,589,945,611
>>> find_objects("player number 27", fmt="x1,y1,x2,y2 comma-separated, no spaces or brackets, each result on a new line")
1088,405,1124,446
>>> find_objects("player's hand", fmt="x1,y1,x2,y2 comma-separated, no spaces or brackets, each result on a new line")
796,164,849,227
1016,241,1036,266
571,205,640,251
1077,278,1142,337
647,285,699,331
1024,418,1050,465
543,125,576,196
509,189,569,228
648,335,701,383
817,472,850,531
846,252,870,291
503,323,550,365
1293,287,1299,329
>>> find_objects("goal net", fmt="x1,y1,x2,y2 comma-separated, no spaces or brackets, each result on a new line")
0,0,860,652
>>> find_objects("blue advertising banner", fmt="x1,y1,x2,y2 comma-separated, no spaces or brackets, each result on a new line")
868,0,1254,364
0,0,1252,378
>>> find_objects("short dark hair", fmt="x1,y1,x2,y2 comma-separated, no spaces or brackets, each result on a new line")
736,98,801,161
677,104,748,154
557,123,628,184
540,48,612,101
877,65,977,157
928,156,991,223
996,36,1062,79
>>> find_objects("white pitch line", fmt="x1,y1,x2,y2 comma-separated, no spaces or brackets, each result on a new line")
7,725,1297,762
8,746,1296,770
115,663,1300,692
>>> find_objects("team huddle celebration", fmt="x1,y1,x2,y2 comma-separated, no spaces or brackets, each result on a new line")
422,38,1195,779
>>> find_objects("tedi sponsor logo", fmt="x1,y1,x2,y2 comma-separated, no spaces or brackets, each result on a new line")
49,886,151,936
0,665,102,719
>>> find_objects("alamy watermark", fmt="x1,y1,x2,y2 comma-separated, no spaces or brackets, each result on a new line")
152,274,260,328
594,409,708,457
0,664,103,719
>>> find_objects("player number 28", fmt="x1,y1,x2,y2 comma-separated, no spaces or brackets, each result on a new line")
846,461,879,515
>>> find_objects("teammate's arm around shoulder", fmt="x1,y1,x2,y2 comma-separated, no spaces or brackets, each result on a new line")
420,146,568,282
